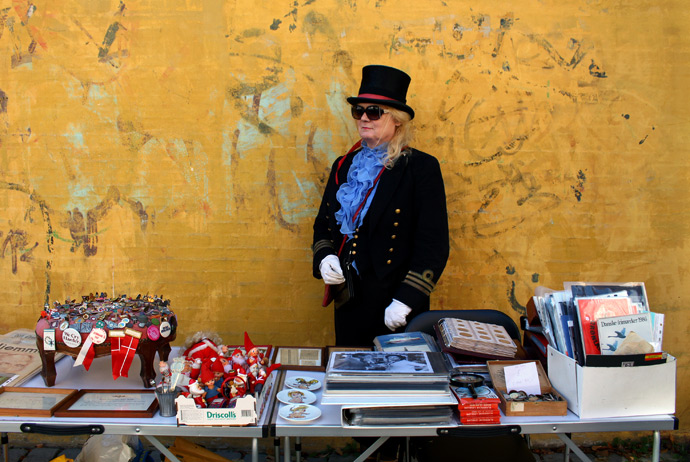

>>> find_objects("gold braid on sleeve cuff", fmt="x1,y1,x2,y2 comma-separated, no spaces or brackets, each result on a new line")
312,239,335,255
403,270,436,297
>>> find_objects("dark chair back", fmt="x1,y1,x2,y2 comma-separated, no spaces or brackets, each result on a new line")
405,309,521,342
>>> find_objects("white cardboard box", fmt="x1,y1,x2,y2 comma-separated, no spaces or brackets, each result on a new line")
547,346,676,419
175,370,276,426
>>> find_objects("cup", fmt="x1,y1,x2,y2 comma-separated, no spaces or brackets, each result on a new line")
155,387,179,417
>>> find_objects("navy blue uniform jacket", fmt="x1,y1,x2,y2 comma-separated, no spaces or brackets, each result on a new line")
312,146,450,322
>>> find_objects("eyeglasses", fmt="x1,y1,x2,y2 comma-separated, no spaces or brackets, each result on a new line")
351,105,389,121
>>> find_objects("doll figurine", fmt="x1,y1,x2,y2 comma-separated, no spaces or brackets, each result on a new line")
158,361,171,391
229,376,247,400
188,379,206,408
200,366,220,400
231,348,248,371
244,332,268,367
209,358,226,386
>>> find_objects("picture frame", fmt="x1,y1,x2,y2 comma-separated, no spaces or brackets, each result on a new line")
0,387,78,417
274,346,326,371
53,389,158,418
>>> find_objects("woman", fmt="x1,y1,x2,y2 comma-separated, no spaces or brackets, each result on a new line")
312,65,450,347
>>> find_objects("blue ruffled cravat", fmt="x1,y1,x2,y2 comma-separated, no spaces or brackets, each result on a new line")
335,142,387,237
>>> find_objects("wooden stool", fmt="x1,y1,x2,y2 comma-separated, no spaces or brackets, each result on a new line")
35,295,177,388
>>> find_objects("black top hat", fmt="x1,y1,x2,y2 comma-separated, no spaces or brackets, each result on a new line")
347,65,415,119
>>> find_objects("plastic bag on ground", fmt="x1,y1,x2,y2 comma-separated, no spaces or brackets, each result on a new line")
74,435,137,462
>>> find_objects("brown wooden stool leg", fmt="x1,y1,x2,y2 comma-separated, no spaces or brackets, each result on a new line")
137,341,157,388
35,335,57,387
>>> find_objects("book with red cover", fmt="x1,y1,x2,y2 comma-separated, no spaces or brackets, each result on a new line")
575,296,637,355
460,415,502,425
459,408,501,417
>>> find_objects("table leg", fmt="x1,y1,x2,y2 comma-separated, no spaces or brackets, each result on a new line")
557,433,592,462
296,436,301,462
652,430,661,462
2,432,8,462
142,435,180,462
353,437,389,462
284,436,290,462
274,437,280,461
252,437,258,462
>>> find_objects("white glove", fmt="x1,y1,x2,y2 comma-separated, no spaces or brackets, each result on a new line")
384,299,412,331
319,255,346,285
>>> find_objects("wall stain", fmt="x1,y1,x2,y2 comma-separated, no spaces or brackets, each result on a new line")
266,150,297,232
0,89,7,114
98,22,125,60
60,187,150,257
588,59,607,78
491,14,514,57
507,280,526,316
571,169,586,201
525,35,587,70
639,127,654,145
2,182,54,304
472,162,560,238
117,116,153,152
1,229,37,274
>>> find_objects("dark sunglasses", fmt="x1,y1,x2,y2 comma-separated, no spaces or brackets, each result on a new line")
351,105,389,121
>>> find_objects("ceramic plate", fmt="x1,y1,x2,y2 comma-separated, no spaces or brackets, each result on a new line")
276,388,317,405
279,404,321,423
284,376,322,391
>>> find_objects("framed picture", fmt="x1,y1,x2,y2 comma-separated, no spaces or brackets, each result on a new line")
0,387,78,417
53,389,158,418
274,346,326,371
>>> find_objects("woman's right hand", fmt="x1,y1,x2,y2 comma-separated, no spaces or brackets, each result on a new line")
319,255,346,285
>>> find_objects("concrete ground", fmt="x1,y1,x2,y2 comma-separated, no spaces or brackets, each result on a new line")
2,436,687,462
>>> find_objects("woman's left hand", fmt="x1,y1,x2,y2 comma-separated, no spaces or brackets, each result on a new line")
384,299,412,331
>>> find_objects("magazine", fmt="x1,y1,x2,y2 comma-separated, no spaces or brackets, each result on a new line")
0,329,64,386
575,296,638,356
597,312,654,355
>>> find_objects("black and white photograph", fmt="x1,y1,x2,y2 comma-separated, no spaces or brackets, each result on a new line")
329,351,432,373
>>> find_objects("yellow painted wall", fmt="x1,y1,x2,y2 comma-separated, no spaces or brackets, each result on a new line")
1,0,689,430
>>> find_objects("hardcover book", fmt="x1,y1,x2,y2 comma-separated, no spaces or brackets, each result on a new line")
597,312,654,355
575,296,637,356
373,332,439,353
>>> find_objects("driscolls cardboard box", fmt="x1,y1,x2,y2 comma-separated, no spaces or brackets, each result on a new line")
547,346,676,419
175,371,277,426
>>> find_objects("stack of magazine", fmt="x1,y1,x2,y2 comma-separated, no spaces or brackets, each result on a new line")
324,350,455,426
527,282,666,366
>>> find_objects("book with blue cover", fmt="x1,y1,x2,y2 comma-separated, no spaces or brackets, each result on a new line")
373,331,440,353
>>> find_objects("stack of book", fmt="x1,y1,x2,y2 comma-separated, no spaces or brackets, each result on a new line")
322,351,454,409
451,385,502,425
438,318,517,358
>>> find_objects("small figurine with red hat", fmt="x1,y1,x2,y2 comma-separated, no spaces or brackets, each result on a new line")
200,364,221,401
231,347,248,371
188,379,206,408
244,332,268,367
